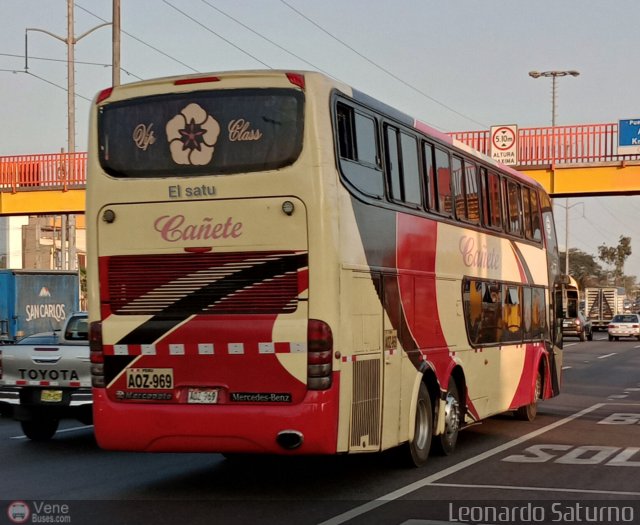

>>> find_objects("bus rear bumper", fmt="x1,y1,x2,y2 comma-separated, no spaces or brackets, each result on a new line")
92,388,339,454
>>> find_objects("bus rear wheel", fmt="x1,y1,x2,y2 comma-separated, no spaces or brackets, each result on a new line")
403,382,432,467
432,378,461,456
515,371,541,422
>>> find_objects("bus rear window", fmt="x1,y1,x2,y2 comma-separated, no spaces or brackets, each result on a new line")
98,88,304,177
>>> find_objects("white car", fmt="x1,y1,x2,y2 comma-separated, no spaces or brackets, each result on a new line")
607,314,640,341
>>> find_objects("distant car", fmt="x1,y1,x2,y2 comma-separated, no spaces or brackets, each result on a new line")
608,313,640,341
562,312,593,342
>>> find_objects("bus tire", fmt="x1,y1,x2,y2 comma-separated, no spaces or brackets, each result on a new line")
515,370,541,422
402,382,432,467
21,419,59,441
432,378,461,456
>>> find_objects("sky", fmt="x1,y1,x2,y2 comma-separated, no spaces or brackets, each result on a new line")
1,0,640,279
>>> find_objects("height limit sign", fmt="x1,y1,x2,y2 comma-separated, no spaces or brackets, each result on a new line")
490,125,518,165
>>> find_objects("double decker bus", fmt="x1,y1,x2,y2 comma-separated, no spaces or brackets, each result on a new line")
87,70,564,466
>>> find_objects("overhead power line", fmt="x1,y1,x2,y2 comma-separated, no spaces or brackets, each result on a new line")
279,0,488,129
162,0,272,69
26,71,92,101
0,51,142,80
200,0,337,80
75,2,199,73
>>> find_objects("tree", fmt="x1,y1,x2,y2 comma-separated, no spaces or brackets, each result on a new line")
563,248,604,289
598,236,632,285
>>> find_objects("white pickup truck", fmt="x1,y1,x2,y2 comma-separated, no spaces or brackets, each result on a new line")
0,312,91,440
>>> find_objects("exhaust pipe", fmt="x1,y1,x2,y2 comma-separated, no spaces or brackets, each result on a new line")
276,430,303,450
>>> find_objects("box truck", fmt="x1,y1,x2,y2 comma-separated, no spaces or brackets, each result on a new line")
0,270,79,342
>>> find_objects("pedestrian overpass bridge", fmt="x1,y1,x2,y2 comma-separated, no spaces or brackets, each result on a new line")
1,122,639,215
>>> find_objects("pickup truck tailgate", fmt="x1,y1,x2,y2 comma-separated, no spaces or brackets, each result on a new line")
0,344,91,387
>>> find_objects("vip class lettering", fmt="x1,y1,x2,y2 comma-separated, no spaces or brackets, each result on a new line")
154,214,243,242
228,119,263,142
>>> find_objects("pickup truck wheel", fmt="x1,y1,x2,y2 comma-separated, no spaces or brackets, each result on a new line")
21,419,59,441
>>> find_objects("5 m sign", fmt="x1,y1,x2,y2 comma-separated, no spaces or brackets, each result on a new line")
490,125,518,166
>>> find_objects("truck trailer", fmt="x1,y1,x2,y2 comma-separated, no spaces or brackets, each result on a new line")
584,286,625,331
0,270,80,343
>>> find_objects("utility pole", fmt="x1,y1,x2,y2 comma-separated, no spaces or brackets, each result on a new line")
26,0,112,270
528,70,580,275
113,0,121,87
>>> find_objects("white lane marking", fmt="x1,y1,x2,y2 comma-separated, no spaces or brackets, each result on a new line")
318,404,605,525
10,424,94,440
598,353,617,359
562,366,572,370
563,342,578,348
429,482,640,497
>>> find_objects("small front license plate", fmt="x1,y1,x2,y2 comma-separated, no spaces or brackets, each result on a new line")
188,388,219,404
40,390,63,403
126,368,173,390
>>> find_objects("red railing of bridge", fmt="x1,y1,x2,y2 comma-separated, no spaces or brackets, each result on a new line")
0,123,637,192
0,152,87,193
451,122,638,165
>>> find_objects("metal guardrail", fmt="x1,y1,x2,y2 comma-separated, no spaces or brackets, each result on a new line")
0,123,638,192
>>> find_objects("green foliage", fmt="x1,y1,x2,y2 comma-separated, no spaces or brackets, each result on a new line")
598,235,632,285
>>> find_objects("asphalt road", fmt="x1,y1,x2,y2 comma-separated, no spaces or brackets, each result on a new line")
1,333,639,525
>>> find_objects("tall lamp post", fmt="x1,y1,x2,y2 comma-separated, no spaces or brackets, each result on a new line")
26,0,119,270
528,70,580,275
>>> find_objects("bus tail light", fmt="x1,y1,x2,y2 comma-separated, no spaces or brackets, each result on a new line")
96,87,113,104
307,319,332,390
286,73,305,90
90,321,105,388
174,76,220,85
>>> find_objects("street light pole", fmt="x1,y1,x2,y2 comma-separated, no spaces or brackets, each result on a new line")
25,0,111,270
528,70,580,275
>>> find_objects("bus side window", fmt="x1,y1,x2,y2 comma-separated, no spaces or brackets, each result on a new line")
523,287,533,340
336,102,384,198
464,279,483,344
385,127,421,207
422,142,437,211
487,170,502,231
400,132,421,206
502,285,523,343
481,281,502,344
505,179,522,236
451,155,466,221
530,189,543,242
385,125,402,201
337,103,355,159
434,147,452,216
465,160,480,224
522,187,534,239
531,287,546,339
